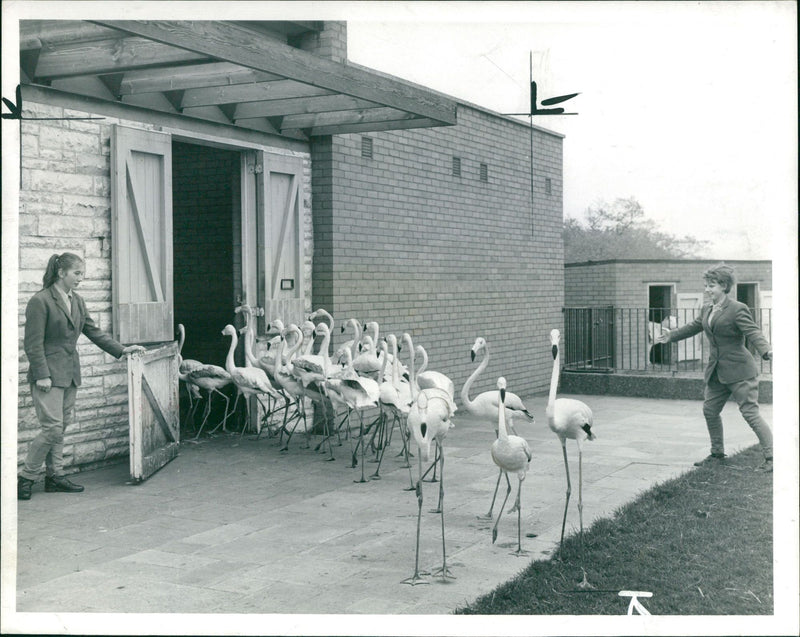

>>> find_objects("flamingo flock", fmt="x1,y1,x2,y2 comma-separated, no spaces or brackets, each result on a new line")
175,310,595,585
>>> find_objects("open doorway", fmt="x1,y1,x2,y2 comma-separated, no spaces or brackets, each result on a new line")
172,141,241,374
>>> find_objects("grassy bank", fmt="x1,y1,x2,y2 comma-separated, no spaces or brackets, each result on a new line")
456,445,772,615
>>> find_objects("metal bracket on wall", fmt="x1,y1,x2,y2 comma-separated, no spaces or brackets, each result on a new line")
248,163,263,174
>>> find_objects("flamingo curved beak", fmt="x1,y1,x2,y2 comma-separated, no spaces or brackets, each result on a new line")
471,350,476,362
552,344,558,360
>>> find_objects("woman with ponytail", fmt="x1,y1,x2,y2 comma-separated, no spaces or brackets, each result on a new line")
18,253,145,500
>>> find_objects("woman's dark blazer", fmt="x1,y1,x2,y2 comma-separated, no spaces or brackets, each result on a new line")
24,286,125,387
667,296,770,384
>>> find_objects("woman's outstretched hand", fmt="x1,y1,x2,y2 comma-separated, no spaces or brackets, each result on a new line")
122,345,146,355
654,328,671,345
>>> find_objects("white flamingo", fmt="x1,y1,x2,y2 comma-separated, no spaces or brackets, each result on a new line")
272,325,311,451
414,343,456,404
334,317,362,365
325,348,380,482
490,377,532,555
176,323,203,427
352,334,383,380
462,336,535,519
221,324,282,433
403,360,456,585
183,363,233,439
548,328,595,587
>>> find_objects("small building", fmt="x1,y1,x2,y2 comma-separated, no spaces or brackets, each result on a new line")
12,20,565,475
563,259,772,373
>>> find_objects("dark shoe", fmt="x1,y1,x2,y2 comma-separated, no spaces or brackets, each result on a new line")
18,477,34,500
45,475,84,493
756,458,773,473
694,452,726,467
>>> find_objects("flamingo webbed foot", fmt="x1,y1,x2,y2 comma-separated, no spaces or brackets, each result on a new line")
430,565,456,581
510,548,529,557
401,573,429,586
576,568,594,589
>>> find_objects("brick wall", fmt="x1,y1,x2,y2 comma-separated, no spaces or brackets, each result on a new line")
18,99,313,472
295,22,347,63
312,105,565,399
566,259,772,309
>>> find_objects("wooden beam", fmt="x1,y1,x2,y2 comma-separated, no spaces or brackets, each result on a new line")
306,117,444,137
119,61,282,95
181,79,333,108
34,37,208,79
20,20,119,50
91,21,457,125
233,94,378,120
281,107,414,131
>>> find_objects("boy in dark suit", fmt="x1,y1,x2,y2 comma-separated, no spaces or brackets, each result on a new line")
18,253,145,500
656,263,773,471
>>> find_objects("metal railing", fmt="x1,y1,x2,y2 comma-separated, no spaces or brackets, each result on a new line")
563,306,772,376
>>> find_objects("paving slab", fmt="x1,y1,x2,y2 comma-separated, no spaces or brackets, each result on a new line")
13,394,770,615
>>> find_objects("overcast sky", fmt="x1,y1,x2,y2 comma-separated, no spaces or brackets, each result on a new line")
346,2,797,260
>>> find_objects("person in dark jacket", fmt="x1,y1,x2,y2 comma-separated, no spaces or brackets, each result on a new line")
655,263,773,471
18,253,145,500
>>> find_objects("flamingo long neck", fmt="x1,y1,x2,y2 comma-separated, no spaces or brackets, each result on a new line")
379,341,389,380
460,344,490,410
177,325,185,366
547,343,560,417
244,324,257,368
225,330,238,375
403,334,417,398
390,337,401,389
317,309,334,333
497,395,509,441
284,328,303,373
349,320,362,357
416,345,428,375
319,327,332,374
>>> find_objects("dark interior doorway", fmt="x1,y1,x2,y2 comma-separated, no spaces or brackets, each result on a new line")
648,285,672,323
172,141,240,372
736,283,757,317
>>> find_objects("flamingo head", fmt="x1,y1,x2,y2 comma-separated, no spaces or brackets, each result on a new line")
549,329,561,359
471,337,487,362
222,324,237,338
497,376,507,403
315,322,330,338
301,320,315,338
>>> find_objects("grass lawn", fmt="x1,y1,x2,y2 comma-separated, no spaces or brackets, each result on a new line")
456,445,772,615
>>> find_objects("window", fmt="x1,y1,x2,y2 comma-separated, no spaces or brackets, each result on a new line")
545,177,552,194
361,136,373,158
452,156,461,177
479,163,488,182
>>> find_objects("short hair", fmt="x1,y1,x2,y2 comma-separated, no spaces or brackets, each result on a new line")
702,262,735,293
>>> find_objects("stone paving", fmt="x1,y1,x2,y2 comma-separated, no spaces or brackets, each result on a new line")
13,394,770,615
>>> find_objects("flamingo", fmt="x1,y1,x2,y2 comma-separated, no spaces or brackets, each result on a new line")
272,325,311,451
414,344,456,404
176,323,203,428
462,336,534,519
325,348,380,482
352,335,383,380
548,328,595,587
221,324,282,433
490,377,532,555
403,366,456,585
334,318,362,365
183,363,233,439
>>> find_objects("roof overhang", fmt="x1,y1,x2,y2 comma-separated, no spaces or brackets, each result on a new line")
19,20,457,140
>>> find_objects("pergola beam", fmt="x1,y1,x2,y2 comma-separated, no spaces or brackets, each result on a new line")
91,20,457,125
233,94,378,120
119,62,283,95
34,37,207,79
181,79,333,108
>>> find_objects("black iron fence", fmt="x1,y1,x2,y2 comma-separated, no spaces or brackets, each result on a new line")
563,306,772,375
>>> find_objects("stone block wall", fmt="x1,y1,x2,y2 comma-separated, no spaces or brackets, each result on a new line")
312,105,565,399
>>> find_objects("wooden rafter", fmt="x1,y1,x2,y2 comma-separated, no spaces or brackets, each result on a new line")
181,79,333,109
233,94,379,120
34,36,208,79
280,107,414,131
118,61,283,95
307,117,442,137
91,20,457,125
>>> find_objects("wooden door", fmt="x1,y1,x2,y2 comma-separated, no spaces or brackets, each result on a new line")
111,125,174,343
257,151,305,328
127,342,180,482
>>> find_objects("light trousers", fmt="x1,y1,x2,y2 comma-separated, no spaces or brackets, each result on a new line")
19,383,78,480
702,370,772,459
